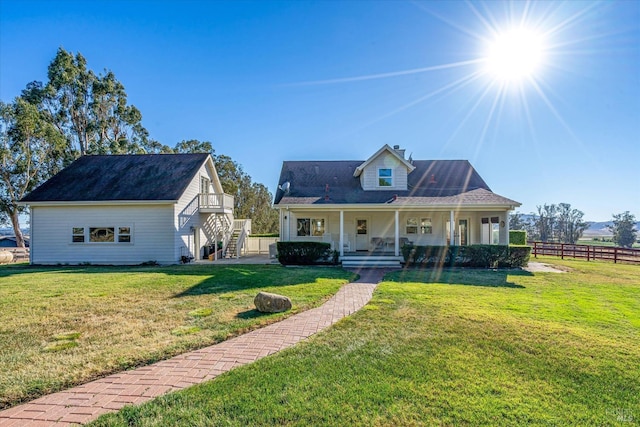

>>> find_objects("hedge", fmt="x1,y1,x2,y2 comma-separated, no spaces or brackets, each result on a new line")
276,241,338,265
401,244,531,268
509,230,527,245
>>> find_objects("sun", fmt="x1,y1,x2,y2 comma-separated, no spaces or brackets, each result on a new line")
484,27,546,84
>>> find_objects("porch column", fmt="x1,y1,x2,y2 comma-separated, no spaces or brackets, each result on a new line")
339,210,344,257
504,211,510,245
449,210,455,245
394,210,399,256
286,208,291,241
214,214,218,261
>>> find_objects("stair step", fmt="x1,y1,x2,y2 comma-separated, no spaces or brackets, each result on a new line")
342,261,401,268
341,256,403,262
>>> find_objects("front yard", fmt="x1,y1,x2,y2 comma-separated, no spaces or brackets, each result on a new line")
91,258,639,426
0,264,356,409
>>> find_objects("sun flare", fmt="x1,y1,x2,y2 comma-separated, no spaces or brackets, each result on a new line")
484,27,546,83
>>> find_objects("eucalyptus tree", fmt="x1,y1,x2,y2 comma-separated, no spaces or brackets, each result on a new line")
33,47,149,159
608,211,638,248
0,99,66,247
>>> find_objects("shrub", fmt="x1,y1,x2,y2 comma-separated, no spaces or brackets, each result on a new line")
509,230,527,245
276,242,336,265
500,245,531,268
402,244,531,268
249,233,280,238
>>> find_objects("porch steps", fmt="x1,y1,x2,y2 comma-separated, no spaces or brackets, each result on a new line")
341,255,403,269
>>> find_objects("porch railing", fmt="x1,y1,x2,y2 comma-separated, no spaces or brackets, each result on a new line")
198,193,234,211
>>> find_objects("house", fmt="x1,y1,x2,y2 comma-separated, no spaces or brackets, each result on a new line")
274,145,520,266
0,236,30,248
20,153,248,265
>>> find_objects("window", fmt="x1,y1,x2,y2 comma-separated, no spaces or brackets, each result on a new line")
312,219,325,236
406,217,418,234
420,218,433,234
118,227,131,243
89,227,115,243
378,168,392,187
200,176,210,194
73,226,132,243
297,218,325,236
491,216,500,244
72,227,85,243
357,219,367,235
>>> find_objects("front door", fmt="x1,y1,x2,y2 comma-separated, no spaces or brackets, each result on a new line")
355,218,369,251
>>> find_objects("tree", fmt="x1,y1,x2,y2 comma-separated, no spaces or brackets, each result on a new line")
535,204,557,242
172,141,279,234
0,99,66,247
36,47,149,158
608,211,637,248
555,203,588,244
509,211,527,230
529,203,588,243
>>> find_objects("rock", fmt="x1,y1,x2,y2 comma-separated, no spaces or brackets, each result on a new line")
254,291,292,313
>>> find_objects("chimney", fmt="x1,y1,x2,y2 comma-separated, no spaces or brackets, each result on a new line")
392,145,405,159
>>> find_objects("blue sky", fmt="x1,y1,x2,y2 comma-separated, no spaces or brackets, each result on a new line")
1,0,638,221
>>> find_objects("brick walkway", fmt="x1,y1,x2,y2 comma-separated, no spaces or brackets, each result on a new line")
0,269,385,426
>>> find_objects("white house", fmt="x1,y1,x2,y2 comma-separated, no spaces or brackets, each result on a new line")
274,145,520,267
20,153,248,265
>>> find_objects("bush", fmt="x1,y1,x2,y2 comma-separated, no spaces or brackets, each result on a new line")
249,233,280,238
509,230,527,245
402,244,531,268
276,242,336,265
500,245,531,268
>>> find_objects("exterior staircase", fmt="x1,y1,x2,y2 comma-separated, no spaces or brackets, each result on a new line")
224,229,241,258
340,254,403,269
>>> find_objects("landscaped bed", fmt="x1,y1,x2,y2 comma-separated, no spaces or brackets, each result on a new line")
90,257,639,426
0,264,356,409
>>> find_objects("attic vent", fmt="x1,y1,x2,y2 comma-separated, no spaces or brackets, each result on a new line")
314,165,319,174
429,174,437,184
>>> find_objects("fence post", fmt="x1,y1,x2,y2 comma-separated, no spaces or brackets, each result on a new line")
614,247,618,264
534,242,538,258
561,243,564,260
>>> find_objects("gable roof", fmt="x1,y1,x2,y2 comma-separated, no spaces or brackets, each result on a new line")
21,153,210,203
353,144,415,177
274,158,520,207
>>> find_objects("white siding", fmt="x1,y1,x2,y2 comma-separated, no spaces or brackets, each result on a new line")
174,161,234,260
30,204,175,265
360,152,408,191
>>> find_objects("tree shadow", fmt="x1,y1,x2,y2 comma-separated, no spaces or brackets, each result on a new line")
0,264,357,298
385,267,532,288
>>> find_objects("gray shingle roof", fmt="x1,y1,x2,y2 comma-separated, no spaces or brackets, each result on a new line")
274,159,520,206
21,153,209,202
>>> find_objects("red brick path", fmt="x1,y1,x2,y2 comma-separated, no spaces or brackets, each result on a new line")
0,269,384,426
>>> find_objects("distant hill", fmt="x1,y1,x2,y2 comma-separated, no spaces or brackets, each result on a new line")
582,221,640,237
509,216,639,237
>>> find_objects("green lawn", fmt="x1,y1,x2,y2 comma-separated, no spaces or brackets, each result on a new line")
0,264,356,409
91,258,639,426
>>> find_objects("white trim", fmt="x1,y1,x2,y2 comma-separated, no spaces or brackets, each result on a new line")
353,144,416,177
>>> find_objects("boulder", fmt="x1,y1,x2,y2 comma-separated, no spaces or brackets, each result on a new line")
254,291,292,313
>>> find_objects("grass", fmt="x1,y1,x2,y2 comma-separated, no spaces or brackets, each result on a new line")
91,258,639,426
0,263,356,409
577,238,640,248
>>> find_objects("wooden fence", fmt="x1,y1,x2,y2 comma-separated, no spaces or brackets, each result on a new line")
531,242,640,264
245,237,279,254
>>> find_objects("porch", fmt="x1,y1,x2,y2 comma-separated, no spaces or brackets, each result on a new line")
280,209,511,259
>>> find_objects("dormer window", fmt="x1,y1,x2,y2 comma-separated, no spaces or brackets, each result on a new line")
378,168,393,187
